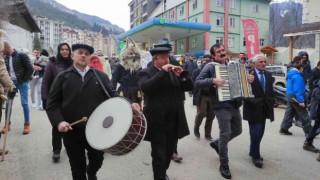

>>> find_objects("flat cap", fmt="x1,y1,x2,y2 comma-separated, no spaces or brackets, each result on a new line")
72,44,94,54
149,47,171,57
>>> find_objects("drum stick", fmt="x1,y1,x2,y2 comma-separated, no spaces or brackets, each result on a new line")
292,98,300,104
1,99,13,161
70,117,88,127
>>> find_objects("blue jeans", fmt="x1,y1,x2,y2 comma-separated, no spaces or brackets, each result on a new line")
5,80,30,123
249,121,266,159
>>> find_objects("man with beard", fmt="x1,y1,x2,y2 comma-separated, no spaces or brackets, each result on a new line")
191,54,215,141
138,46,193,180
195,43,254,179
111,37,142,105
298,51,312,83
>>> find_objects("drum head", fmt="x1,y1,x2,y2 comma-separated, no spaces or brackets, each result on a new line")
85,97,132,150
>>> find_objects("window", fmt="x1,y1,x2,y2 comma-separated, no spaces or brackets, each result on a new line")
216,37,223,44
228,37,235,48
192,37,197,48
192,0,198,10
216,0,224,7
230,17,235,28
260,38,265,46
179,41,184,50
229,0,236,9
193,18,198,23
216,16,224,26
179,6,184,16
170,11,174,19
163,13,167,19
252,3,258,13
243,37,246,46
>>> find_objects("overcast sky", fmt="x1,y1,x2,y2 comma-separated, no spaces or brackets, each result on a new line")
55,0,132,31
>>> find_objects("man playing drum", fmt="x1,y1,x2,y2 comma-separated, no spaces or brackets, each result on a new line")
138,47,193,180
46,44,139,180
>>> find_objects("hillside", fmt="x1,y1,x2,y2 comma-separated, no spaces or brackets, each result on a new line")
26,0,125,35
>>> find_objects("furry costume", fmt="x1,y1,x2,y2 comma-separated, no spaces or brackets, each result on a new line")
111,37,142,104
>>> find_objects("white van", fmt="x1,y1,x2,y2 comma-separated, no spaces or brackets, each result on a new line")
265,65,287,87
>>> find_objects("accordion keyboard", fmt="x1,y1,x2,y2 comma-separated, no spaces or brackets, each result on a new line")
215,65,231,101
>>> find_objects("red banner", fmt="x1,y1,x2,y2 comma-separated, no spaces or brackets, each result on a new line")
242,19,260,59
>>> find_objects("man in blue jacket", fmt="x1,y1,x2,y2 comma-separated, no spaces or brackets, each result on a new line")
280,60,314,143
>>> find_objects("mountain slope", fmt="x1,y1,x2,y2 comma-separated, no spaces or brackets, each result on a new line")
26,0,124,35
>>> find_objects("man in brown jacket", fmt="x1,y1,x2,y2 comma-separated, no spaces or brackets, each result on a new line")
0,39,16,155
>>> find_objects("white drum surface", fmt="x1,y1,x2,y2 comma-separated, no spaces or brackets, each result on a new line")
85,97,132,150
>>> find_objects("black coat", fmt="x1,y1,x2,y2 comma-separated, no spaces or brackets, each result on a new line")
46,66,117,128
191,66,209,106
308,67,320,91
183,60,198,75
111,64,141,103
137,65,193,141
4,49,34,83
243,69,275,123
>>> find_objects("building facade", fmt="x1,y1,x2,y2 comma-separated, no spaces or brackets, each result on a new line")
129,0,162,29
147,0,270,56
33,16,63,53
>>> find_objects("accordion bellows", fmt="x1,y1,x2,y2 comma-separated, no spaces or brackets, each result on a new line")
214,62,254,102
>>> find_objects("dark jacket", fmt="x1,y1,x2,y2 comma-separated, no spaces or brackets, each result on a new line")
42,43,73,100
243,69,275,123
308,67,320,92
195,63,242,109
41,57,71,100
4,49,34,83
191,66,209,106
298,51,312,82
111,64,141,103
309,80,320,120
46,66,117,128
183,60,198,75
137,65,193,141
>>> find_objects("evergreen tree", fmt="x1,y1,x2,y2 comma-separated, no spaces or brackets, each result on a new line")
33,35,42,50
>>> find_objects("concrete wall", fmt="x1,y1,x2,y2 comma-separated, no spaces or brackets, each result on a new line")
2,22,33,54
303,0,320,24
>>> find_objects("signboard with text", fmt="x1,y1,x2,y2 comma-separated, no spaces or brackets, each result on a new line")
242,19,260,59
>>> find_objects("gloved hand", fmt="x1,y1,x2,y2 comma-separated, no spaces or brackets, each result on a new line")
7,88,17,99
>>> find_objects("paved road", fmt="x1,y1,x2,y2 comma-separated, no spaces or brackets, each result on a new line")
0,94,319,180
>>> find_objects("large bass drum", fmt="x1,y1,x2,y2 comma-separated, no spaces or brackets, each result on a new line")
85,97,147,156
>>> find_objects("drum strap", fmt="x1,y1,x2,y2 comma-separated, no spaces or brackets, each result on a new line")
92,69,111,99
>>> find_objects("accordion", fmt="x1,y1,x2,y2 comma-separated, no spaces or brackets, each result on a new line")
214,62,254,102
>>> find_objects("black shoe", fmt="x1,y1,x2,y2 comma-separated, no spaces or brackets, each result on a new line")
219,165,232,179
52,150,60,162
279,128,293,135
210,141,219,155
251,157,263,168
303,141,319,153
249,154,263,161
194,128,200,139
205,136,213,141
87,174,97,180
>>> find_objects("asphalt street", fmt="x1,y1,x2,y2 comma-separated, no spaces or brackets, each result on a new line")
0,94,319,180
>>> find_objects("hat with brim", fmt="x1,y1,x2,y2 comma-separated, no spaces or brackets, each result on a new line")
149,47,171,57
153,38,173,49
72,44,94,55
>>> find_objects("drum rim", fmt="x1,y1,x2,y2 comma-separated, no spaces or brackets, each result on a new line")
85,97,133,150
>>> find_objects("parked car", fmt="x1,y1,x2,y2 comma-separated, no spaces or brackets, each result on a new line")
265,65,287,87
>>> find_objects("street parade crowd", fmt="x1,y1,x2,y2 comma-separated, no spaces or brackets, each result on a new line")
0,35,319,180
